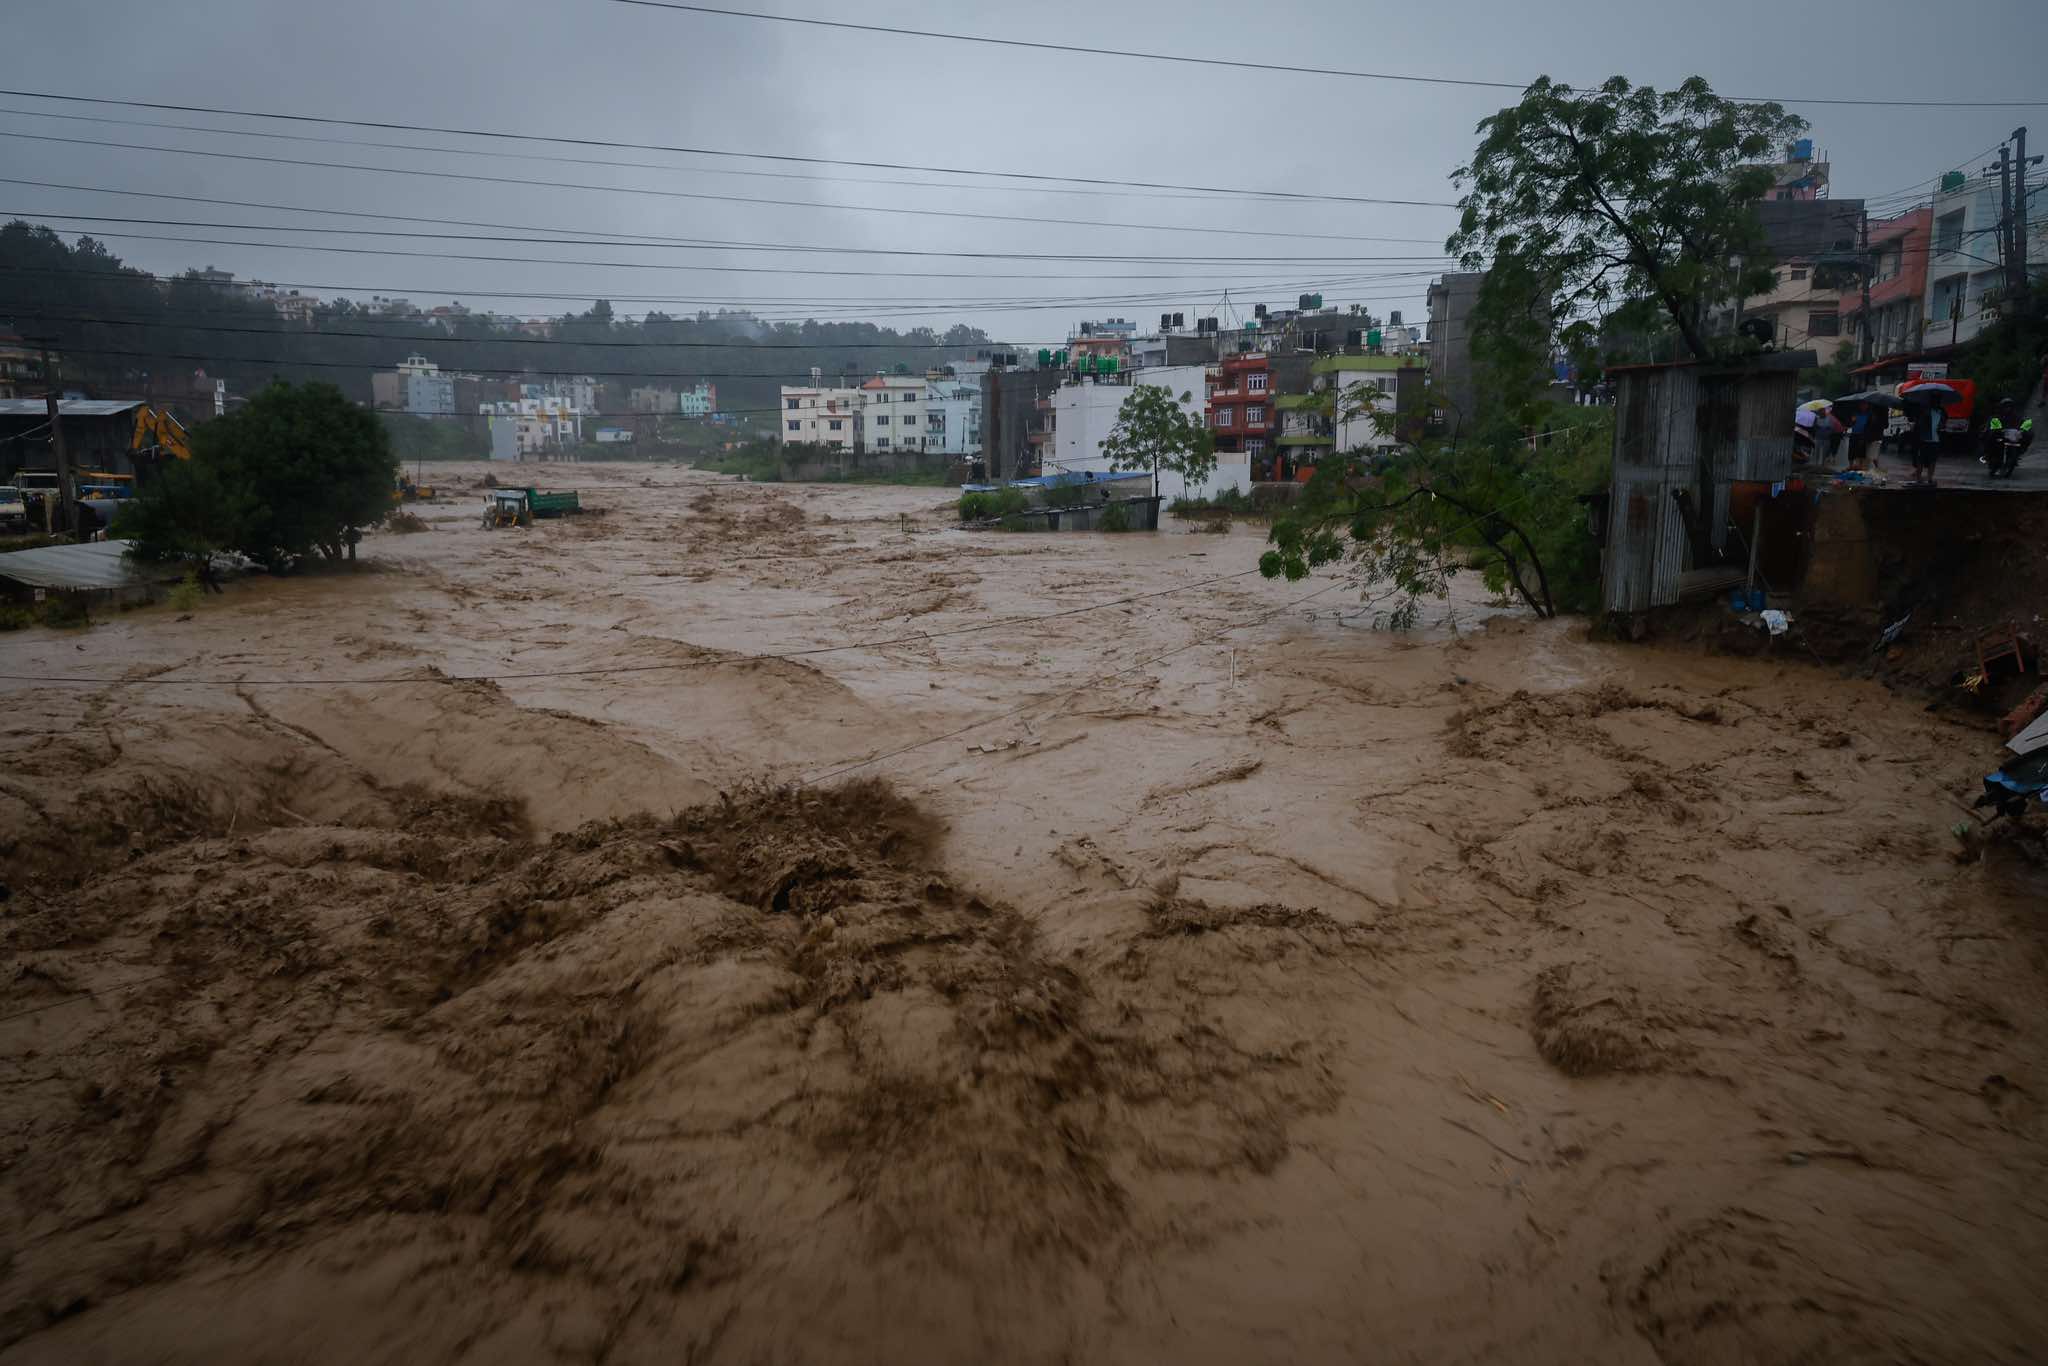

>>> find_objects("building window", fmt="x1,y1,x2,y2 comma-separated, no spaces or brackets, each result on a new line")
828,419,843,431
1789,268,1807,282
875,439,891,450
1935,210,1965,254
786,398,800,410
1218,407,1236,426
1808,311,1840,338
875,414,889,425
1247,373,1268,392
1247,438,1266,455
1247,405,1265,424
786,420,801,432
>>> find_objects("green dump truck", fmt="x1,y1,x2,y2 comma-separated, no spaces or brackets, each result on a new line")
483,486,582,528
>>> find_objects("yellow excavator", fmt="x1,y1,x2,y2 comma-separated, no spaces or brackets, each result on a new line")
131,406,192,463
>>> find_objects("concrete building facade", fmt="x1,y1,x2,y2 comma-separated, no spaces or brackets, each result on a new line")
676,382,717,417
858,375,928,453
1840,206,1931,363
981,365,1063,481
1922,174,2045,350
1045,367,1250,504
777,385,861,450
1426,272,1485,426
923,380,981,456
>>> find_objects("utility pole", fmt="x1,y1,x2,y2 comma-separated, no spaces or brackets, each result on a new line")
27,338,74,536
1990,145,2017,295
1857,208,1874,363
2014,126,2041,297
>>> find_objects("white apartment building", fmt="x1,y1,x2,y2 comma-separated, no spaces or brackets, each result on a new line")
1924,174,2046,349
777,385,861,450
1046,366,1250,503
924,381,981,455
484,397,584,460
857,375,928,452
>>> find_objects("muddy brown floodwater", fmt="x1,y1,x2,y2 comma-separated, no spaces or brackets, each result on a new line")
3,462,2045,1364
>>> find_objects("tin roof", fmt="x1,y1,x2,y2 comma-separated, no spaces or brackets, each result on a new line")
0,539,183,591
0,399,146,418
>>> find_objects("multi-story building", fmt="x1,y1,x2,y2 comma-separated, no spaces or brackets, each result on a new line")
1266,355,1430,481
857,375,927,453
677,382,717,417
1044,367,1248,503
1922,172,2046,350
1840,206,1930,364
1741,261,1849,356
396,353,455,417
483,398,584,459
629,386,678,414
0,333,43,400
777,385,860,450
923,380,981,456
981,364,1063,481
1067,318,1137,372
1426,273,1484,426
1205,352,1279,466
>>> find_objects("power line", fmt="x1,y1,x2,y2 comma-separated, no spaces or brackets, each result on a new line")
0,105,1414,209
603,1,2048,110
2,132,1455,244
0,90,1461,208
5,227,1428,281
1,196,1456,256
0,179,1458,256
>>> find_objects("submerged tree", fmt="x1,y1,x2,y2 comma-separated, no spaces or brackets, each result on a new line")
1101,384,1216,500
1448,76,1805,367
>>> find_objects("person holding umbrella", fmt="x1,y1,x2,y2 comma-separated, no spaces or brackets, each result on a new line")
1898,386,1951,486
1834,389,1903,473
1895,379,1961,487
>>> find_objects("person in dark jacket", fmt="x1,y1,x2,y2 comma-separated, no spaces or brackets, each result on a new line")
1985,398,2035,479
1909,400,1943,485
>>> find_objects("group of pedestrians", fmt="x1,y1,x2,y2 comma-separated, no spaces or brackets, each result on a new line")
1798,393,2033,488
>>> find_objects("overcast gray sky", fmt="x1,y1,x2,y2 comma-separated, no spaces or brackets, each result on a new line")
4,0,2043,349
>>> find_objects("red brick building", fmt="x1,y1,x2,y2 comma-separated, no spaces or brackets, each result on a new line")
1206,352,1274,462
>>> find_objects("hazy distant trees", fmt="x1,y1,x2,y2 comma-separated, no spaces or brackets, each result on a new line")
0,222,997,421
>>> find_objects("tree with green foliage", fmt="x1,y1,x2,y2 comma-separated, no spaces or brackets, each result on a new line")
1448,77,1805,371
1260,397,1612,627
118,381,397,571
112,460,248,567
1101,384,1215,499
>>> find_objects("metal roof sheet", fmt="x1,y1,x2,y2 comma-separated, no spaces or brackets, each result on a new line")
0,399,146,418
0,539,180,590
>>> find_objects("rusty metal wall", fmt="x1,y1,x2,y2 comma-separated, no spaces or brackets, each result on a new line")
1603,365,1698,612
1603,364,1800,613
1733,372,1798,482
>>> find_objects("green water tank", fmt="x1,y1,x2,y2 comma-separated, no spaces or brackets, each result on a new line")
1941,171,1966,193
1367,329,1383,349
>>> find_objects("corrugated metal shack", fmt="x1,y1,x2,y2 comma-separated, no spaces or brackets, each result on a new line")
0,399,149,479
1601,351,1813,614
